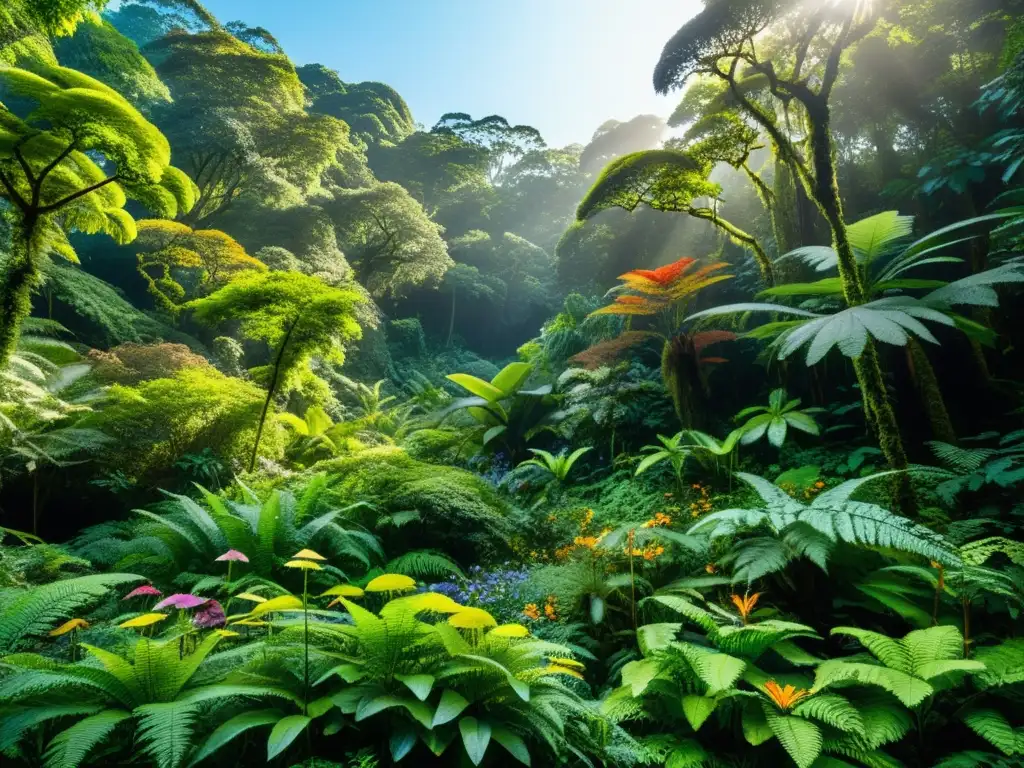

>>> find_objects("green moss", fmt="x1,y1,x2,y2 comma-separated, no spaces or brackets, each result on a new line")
318,446,511,562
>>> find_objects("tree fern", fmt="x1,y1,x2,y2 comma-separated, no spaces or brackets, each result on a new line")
0,572,143,652
690,472,960,566
816,626,984,706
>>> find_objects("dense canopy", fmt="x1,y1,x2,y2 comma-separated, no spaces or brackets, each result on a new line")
2,2,1024,767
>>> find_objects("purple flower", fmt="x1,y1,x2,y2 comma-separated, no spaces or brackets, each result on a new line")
193,600,226,629
153,593,206,610
215,550,249,563
123,585,162,600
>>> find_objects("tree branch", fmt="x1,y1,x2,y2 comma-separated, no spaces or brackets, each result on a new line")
39,175,119,214
36,141,77,188
0,168,29,212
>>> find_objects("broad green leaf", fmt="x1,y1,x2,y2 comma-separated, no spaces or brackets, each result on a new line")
187,709,280,767
395,673,435,701
447,373,505,402
459,716,492,766
490,362,533,395
432,689,470,727
681,694,717,730
266,715,310,760
390,721,417,762
492,725,531,766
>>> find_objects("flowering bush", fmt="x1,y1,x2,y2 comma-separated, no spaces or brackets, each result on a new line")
426,564,533,624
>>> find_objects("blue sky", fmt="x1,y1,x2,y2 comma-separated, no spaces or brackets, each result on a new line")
200,0,702,148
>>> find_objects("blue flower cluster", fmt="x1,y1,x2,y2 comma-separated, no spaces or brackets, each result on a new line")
426,564,531,624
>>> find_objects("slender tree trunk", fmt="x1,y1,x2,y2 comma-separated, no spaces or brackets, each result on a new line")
32,472,39,536
804,103,910,487
906,339,956,443
0,215,39,367
248,314,301,472
446,286,456,347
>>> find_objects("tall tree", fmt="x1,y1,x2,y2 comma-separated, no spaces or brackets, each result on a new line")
0,61,194,363
653,0,911,474
187,271,363,471
432,112,545,185
578,114,666,175
146,29,352,226
326,181,452,299
132,219,266,312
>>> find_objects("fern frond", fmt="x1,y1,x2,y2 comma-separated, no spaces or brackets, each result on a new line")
385,550,464,579
43,709,132,768
135,701,199,768
0,573,143,653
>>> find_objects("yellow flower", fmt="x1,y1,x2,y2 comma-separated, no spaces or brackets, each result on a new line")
731,592,762,624
764,680,811,710
284,559,322,570
49,618,89,636
365,574,416,593
118,613,168,629
320,584,365,598
448,607,498,630
491,624,530,638
705,563,717,574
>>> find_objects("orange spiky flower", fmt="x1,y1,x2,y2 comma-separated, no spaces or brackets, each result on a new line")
764,680,811,710
622,257,697,287
730,592,761,624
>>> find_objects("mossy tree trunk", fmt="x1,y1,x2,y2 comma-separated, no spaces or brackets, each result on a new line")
0,215,39,366
906,339,957,444
661,335,706,431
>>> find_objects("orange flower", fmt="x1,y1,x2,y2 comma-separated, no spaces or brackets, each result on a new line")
523,603,541,620
731,592,761,624
544,596,558,621
705,563,717,574
814,481,826,489
764,680,811,710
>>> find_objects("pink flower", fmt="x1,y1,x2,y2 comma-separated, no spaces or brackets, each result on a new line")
123,585,162,600
215,550,249,563
153,593,206,610
193,600,226,629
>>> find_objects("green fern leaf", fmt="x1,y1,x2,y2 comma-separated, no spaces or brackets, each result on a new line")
43,709,132,768
961,708,1017,756
792,693,864,735
134,701,198,768
764,706,822,768
0,573,143,652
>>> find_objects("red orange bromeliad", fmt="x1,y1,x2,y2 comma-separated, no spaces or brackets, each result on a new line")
764,680,811,710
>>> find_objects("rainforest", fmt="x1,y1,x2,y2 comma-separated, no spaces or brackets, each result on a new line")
2,0,1024,766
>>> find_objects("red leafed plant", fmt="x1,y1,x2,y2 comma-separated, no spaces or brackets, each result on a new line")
572,256,734,427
